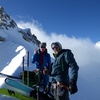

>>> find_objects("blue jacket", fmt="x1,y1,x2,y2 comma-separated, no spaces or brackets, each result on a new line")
51,49,79,84
32,49,51,71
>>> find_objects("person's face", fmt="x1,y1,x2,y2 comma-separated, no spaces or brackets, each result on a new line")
52,47,60,54
40,47,46,52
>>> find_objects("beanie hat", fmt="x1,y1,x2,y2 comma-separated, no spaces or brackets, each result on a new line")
51,42,62,50
39,42,46,48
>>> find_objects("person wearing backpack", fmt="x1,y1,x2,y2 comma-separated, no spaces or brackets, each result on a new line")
32,42,51,89
50,42,79,100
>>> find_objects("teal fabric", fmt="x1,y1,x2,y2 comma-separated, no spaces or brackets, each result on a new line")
6,78,32,93
51,49,79,84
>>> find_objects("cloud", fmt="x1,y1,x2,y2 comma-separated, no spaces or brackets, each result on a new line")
17,21,100,68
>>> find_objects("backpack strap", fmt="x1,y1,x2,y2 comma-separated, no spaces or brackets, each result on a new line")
61,57,64,71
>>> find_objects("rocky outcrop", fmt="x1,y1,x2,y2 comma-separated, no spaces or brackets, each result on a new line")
0,6,17,30
18,28,40,46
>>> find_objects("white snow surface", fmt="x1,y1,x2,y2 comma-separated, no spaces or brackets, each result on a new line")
0,26,38,99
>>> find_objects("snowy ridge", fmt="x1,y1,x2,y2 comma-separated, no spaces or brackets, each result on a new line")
0,7,40,77
0,6,40,46
0,6,41,99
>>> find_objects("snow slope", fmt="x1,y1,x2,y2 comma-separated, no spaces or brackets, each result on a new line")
0,27,38,75
0,6,39,99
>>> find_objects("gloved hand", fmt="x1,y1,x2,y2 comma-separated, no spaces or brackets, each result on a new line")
35,68,42,74
69,80,78,94
44,82,51,94
43,67,48,74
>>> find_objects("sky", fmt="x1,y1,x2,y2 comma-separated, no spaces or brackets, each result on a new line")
0,0,100,43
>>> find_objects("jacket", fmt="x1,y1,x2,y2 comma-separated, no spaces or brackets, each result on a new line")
51,49,79,84
32,49,51,70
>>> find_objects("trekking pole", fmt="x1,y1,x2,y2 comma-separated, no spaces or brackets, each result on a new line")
37,86,39,100
22,56,25,84
27,51,29,86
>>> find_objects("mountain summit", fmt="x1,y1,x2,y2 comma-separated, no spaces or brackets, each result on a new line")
0,6,40,45
0,6,40,76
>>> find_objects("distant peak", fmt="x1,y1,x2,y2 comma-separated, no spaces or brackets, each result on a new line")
0,6,17,30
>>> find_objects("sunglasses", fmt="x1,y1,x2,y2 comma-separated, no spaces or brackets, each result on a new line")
41,46,46,48
52,46,58,50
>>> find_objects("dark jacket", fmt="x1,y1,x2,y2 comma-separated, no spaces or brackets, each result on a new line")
51,49,79,84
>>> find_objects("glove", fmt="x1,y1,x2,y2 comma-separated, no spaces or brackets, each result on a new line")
69,80,78,94
44,82,51,94
43,67,48,74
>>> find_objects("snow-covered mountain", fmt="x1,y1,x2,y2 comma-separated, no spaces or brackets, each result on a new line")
0,6,40,45
0,6,100,100
0,6,42,99
0,6,41,76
